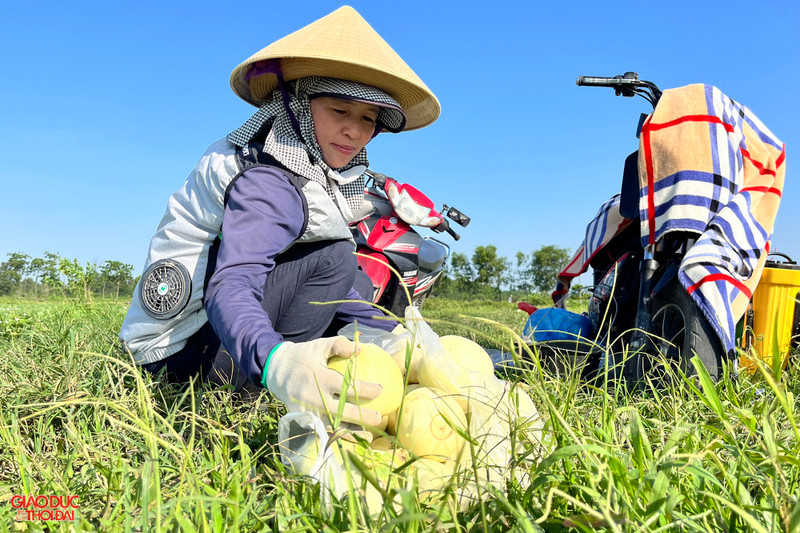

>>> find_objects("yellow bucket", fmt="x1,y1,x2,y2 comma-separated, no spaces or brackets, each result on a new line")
740,256,800,371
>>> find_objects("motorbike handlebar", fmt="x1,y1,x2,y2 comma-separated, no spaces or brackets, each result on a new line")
576,72,662,108
576,75,641,88
446,225,461,241
365,169,467,241
432,218,460,241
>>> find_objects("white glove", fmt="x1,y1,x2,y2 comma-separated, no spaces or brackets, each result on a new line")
265,336,383,428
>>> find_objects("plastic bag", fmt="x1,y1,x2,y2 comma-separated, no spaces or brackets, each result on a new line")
277,412,346,508
283,307,548,510
406,306,546,488
407,306,475,402
522,307,594,350
337,322,412,355
278,411,414,515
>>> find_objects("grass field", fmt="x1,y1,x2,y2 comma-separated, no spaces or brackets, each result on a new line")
0,297,798,532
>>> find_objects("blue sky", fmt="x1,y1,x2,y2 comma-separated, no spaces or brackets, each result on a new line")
2,1,798,278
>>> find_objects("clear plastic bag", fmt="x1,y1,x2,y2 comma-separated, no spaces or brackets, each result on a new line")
405,306,546,488
406,306,470,399
278,411,412,515
290,306,548,509
277,411,346,508
337,322,412,355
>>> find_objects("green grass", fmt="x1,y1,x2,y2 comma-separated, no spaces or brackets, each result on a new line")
0,297,798,532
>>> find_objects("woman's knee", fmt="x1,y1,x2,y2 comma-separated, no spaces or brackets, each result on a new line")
270,239,357,294
314,240,358,282
323,240,357,265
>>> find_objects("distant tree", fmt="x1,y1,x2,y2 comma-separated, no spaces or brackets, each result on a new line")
41,252,65,297
59,258,98,301
528,245,571,293
0,252,30,296
471,245,509,300
0,266,14,296
449,251,476,295
84,262,100,300
513,251,533,294
29,257,45,298
0,252,139,300
99,260,134,298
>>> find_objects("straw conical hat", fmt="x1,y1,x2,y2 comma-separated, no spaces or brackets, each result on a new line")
229,5,440,131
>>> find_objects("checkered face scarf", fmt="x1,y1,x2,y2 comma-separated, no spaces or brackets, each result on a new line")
227,77,392,219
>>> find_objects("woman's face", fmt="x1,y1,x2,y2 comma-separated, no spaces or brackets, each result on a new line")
310,96,380,169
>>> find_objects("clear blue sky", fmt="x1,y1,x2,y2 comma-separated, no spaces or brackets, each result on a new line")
2,1,798,277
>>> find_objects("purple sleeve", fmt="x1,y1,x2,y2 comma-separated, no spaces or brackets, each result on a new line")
334,287,398,332
204,166,305,385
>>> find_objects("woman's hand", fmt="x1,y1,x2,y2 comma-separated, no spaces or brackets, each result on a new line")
264,336,383,427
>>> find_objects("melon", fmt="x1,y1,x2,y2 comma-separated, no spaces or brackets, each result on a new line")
370,435,397,452
394,386,468,461
438,335,495,376
368,414,390,438
370,436,411,464
389,342,425,383
417,336,500,411
508,385,538,422
328,343,404,416
386,383,420,435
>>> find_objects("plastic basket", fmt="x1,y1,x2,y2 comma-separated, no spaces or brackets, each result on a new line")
739,255,800,371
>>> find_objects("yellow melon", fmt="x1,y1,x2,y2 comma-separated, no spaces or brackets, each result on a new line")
370,435,396,452
328,343,404,416
439,335,495,376
389,342,425,383
386,383,420,435
395,386,468,461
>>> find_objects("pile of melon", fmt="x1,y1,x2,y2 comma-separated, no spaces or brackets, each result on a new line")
324,329,545,504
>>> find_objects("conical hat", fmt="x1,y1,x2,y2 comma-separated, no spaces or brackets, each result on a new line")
229,6,440,131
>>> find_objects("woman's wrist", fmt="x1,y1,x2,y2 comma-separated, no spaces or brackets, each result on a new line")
261,342,284,388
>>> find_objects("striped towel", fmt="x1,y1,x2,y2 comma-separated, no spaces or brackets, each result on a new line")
553,194,633,307
640,84,786,355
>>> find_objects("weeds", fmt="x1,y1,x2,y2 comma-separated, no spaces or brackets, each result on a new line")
0,297,798,532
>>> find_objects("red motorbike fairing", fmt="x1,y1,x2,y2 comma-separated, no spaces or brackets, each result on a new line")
350,169,468,316
356,249,392,302
366,217,412,251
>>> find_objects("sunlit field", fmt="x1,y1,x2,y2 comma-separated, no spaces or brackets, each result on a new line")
1,297,797,532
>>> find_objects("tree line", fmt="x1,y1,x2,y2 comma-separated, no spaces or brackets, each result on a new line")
435,244,575,302
0,252,137,300
0,243,574,302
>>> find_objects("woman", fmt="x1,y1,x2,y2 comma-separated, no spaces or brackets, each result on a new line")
120,6,440,427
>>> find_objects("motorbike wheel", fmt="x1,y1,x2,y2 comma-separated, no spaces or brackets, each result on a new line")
632,278,724,388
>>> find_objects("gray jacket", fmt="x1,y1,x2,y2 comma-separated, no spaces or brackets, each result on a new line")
120,139,355,364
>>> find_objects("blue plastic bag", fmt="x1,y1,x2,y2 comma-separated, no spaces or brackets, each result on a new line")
522,307,595,349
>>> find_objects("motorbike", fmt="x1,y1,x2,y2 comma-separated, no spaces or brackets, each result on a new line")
350,169,470,316
574,72,725,387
